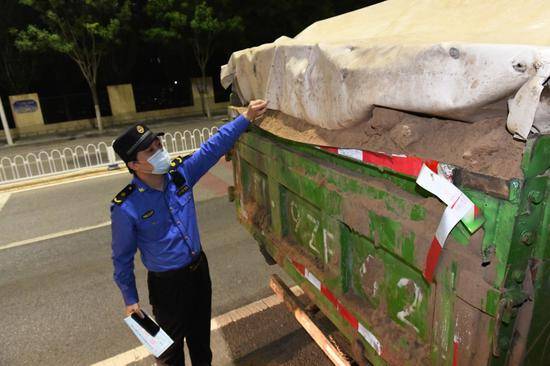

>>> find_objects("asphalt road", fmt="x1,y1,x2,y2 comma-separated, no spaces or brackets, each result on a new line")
0,169,334,366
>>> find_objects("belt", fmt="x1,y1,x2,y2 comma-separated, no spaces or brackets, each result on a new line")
149,251,204,278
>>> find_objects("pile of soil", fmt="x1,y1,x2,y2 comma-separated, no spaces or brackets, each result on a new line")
255,107,524,179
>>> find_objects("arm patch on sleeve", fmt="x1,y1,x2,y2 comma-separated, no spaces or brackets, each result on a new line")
169,155,192,196
169,155,191,170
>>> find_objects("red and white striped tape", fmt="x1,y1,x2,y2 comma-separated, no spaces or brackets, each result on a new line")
317,147,441,179
291,256,463,364
416,165,476,282
316,146,482,283
291,259,382,356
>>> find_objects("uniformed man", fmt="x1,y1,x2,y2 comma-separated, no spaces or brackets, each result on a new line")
110,99,268,366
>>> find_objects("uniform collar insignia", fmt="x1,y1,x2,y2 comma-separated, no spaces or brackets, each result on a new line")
132,175,151,192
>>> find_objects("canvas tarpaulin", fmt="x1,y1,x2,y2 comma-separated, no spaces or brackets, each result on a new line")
221,0,550,140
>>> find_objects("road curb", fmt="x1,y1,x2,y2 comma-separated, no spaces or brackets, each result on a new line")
0,164,125,192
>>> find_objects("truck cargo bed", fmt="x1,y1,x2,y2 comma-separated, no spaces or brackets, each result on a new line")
229,115,550,365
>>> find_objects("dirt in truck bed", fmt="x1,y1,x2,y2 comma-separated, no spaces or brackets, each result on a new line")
255,107,524,180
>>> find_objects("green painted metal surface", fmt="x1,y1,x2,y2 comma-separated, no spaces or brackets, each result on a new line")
230,124,550,365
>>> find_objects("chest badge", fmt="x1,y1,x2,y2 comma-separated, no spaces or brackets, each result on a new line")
141,209,155,219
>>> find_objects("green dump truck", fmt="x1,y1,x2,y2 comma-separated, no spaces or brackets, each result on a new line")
221,1,550,365
227,107,549,365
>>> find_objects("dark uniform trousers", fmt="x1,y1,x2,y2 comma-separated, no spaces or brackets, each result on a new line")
148,251,212,366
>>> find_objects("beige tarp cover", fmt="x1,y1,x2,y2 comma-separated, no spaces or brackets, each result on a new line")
221,0,550,139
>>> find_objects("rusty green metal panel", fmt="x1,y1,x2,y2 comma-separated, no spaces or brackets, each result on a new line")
231,125,550,365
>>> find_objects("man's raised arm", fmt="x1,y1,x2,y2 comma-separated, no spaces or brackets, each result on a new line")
182,100,267,186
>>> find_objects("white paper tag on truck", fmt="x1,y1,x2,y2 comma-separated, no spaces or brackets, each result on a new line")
124,310,173,358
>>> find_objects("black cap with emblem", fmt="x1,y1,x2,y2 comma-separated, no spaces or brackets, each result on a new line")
112,123,165,163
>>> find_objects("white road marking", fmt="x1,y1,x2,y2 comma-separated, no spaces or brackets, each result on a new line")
91,285,304,366
0,192,11,212
0,221,111,251
0,165,229,251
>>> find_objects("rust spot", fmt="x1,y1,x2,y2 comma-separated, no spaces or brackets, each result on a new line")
244,201,269,231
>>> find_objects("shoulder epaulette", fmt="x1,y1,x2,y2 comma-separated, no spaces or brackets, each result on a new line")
169,155,191,172
112,183,136,206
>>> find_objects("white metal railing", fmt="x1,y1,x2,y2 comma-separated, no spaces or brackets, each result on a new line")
0,126,218,185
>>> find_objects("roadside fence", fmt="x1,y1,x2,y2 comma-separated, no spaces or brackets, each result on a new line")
0,126,218,184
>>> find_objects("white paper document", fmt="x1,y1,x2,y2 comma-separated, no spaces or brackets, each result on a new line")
124,311,174,358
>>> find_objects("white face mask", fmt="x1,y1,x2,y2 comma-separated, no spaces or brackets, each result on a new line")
147,148,171,174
